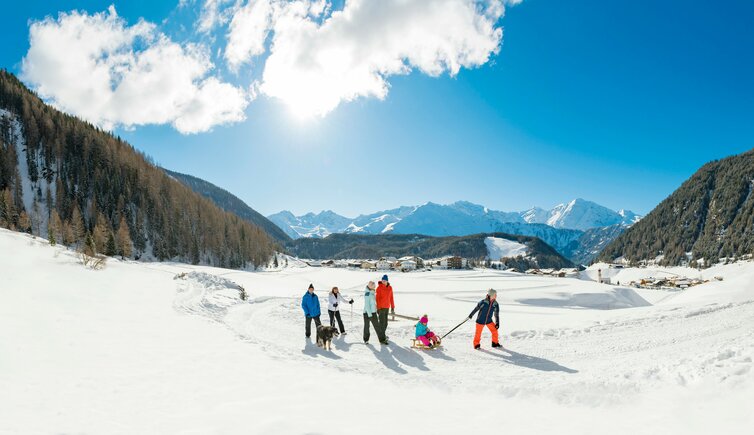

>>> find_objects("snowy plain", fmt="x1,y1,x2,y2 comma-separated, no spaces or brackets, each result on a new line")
1,228,753,434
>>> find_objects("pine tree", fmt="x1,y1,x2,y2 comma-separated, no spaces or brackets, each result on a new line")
106,231,117,257
116,216,132,259
48,225,56,245
93,213,109,253
62,220,75,245
70,204,85,245
49,210,63,244
18,210,30,233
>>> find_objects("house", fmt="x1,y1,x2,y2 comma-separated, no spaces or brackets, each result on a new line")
399,259,417,271
361,261,376,271
321,260,335,267
376,259,393,270
347,261,363,269
306,260,322,267
440,256,466,270
399,256,424,268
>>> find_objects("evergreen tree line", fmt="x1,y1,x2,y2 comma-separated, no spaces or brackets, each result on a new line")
599,149,754,267
0,70,277,268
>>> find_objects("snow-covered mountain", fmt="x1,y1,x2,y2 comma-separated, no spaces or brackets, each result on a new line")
266,210,353,239
269,199,640,239
522,198,640,231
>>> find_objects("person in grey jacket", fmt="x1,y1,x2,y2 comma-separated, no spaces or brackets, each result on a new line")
327,286,353,334
362,281,386,344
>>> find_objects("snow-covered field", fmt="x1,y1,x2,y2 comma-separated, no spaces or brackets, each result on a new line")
1,228,753,434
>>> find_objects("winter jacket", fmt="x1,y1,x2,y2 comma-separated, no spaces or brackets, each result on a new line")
301,292,321,318
328,292,352,312
415,322,429,338
363,287,377,316
376,282,395,310
469,296,499,325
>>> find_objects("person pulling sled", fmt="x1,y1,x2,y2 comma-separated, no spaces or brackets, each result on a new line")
468,289,500,349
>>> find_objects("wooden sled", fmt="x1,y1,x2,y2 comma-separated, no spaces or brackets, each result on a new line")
411,338,442,350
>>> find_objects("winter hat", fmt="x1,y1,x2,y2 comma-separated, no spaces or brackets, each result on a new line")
381,274,389,281
420,315,428,324
308,283,314,289
487,288,497,297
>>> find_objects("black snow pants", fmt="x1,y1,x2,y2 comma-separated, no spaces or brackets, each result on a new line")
305,315,322,338
328,310,345,333
364,312,386,343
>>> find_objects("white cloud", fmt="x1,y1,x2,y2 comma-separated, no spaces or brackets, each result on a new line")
197,0,237,33
224,0,273,70
252,0,509,117
21,6,249,134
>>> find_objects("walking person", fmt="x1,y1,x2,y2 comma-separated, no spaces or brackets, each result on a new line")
468,289,500,349
301,284,322,338
376,275,395,344
363,281,386,344
328,286,353,335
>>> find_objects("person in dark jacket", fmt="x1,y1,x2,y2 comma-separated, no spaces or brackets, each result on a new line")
468,288,500,349
301,284,322,338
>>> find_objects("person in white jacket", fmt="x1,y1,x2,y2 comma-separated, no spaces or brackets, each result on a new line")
328,286,353,334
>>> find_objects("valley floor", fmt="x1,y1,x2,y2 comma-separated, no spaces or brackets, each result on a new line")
1,228,752,434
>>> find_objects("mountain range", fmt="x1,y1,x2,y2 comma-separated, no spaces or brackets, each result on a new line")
268,199,641,264
269,199,640,238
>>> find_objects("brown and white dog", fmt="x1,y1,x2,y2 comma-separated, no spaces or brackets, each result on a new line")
316,325,340,350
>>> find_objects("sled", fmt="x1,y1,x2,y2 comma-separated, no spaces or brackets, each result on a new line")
411,338,442,350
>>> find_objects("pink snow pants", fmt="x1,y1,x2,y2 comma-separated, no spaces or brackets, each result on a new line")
417,331,439,346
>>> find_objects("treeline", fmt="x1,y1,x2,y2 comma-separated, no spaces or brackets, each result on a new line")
599,149,754,267
0,70,276,268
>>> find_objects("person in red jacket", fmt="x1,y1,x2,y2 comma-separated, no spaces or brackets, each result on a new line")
375,274,394,345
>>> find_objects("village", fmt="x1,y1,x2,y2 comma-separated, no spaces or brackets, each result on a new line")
302,256,721,291
303,255,586,278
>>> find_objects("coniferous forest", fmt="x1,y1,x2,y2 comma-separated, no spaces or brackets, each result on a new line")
0,70,276,268
599,149,754,267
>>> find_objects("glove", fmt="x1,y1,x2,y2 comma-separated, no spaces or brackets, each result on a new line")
390,308,395,314
349,299,354,304
495,322,500,330
333,302,338,308
468,315,472,320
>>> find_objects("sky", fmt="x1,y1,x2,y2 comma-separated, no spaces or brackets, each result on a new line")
1,0,753,218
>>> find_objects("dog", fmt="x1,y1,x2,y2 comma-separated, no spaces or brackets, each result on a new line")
316,325,340,351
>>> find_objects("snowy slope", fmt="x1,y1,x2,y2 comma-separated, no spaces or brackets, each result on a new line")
485,236,529,259
2,228,752,434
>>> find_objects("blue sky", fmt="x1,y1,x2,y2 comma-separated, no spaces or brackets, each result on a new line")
2,0,753,217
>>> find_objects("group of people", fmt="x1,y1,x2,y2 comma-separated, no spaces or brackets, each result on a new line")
301,275,395,345
301,276,501,349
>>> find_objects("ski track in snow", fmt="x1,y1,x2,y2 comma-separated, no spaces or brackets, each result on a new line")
173,270,754,406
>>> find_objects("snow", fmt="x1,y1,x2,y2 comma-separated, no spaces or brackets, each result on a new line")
1,228,753,434
484,236,529,259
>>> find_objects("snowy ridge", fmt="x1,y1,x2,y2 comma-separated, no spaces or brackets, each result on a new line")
269,199,642,240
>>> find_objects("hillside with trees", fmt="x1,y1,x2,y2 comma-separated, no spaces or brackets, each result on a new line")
0,70,276,268
599,149,754,267
286,232,574,271
165,169,291,244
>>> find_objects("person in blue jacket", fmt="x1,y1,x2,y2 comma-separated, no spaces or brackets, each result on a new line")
302,283,322,338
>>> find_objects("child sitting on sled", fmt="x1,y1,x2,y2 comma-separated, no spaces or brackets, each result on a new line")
415,315,441,348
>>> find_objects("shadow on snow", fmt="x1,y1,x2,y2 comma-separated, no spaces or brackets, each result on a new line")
480,348,578,373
